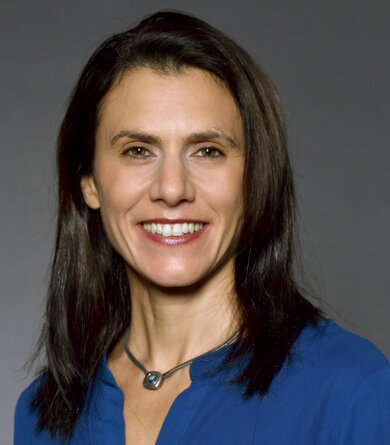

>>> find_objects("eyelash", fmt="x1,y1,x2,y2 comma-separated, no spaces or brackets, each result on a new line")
194,146,222,158
122,146,151,158
122,145,223,159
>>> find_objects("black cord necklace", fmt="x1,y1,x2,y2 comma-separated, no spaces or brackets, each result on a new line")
123,327,240,390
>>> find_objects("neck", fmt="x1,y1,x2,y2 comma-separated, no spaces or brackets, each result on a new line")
122,260,240,372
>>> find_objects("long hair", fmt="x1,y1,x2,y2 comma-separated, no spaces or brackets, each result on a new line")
32,10,321,438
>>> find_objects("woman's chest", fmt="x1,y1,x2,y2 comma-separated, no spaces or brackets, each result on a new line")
81,378,336,445
120,370,192,445
122,385,182,444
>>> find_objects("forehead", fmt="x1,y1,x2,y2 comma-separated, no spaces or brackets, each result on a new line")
96,67,244,144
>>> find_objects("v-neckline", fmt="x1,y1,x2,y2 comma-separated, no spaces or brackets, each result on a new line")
91,343,239,444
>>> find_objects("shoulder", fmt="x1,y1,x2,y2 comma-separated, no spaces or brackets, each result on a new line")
15,377,42,432
285,318,389,396
280,319,390,443
292,318,389,378
14,376,59,445
14,365,105,445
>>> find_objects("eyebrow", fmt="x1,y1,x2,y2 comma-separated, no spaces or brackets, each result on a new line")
109,128,240,148
189,130,239,148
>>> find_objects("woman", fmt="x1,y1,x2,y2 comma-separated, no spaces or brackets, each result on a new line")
15,11,389,445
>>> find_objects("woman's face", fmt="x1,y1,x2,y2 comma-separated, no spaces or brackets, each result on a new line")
82,67,245,288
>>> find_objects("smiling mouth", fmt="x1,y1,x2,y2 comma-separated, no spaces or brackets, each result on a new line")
142,222,205,237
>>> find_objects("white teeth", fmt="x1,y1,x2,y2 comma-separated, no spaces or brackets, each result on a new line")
143,222,204,237
163,224,172,236
172,223,182,236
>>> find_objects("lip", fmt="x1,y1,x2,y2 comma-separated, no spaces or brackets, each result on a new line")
140,218,206,224
138,221,208,245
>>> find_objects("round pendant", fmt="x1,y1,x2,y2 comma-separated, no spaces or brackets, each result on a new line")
143,371,164,390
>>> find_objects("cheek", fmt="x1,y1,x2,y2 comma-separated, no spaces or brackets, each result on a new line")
210,167,244,219
99,183,128,215
93,171,136,241
95,165,140,212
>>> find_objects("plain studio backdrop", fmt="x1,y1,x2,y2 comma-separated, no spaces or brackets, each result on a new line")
1,1,389,443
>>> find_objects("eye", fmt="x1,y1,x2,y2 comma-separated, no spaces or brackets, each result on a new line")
123,146,151,158
194,146,222,158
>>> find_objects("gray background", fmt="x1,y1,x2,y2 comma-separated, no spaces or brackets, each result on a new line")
1,0,389,442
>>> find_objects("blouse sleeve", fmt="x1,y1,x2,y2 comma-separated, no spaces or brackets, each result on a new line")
336,367,390,444
14,378,51,445
14,388,29,445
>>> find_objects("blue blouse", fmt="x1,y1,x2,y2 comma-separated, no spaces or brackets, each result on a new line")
14,319,390,444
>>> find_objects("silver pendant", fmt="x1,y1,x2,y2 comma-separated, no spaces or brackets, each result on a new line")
143,371,164,390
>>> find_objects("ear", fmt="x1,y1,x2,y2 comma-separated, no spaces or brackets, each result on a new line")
80,174,101,210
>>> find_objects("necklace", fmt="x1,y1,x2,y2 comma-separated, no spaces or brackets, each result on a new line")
123,327,240,390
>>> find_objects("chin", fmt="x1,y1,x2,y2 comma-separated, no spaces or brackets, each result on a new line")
127,261,209,290
147,270,204,289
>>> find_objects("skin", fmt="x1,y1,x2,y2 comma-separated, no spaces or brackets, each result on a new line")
81,67,245,444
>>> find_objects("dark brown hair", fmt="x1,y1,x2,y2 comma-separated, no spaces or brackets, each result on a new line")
31,10,320,438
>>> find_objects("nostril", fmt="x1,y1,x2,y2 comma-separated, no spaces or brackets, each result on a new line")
149,162,195,205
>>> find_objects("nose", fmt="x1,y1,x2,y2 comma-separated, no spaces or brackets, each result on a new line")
149,154,195,206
